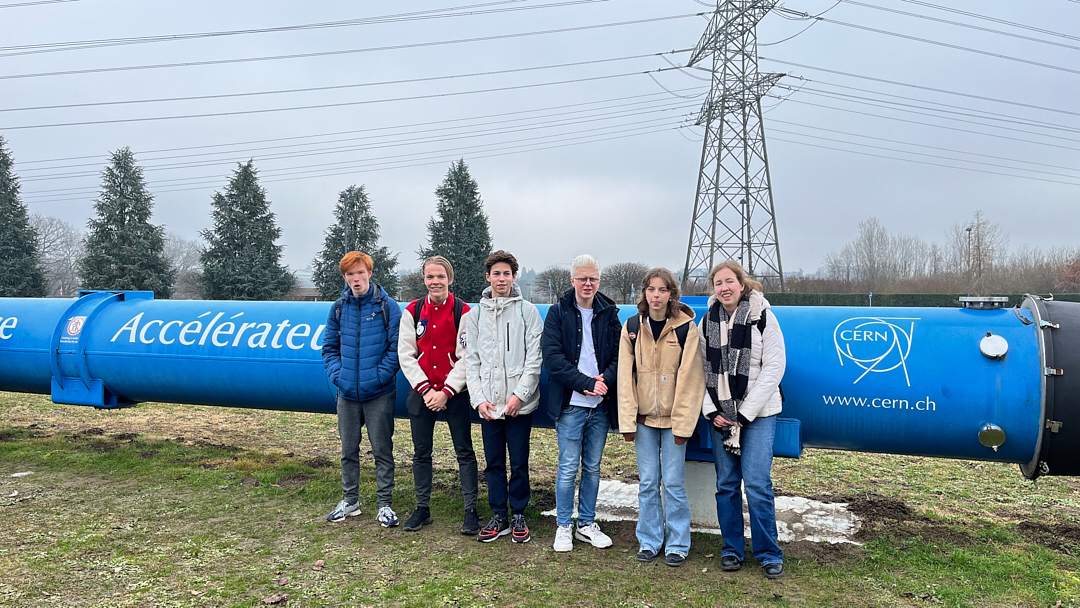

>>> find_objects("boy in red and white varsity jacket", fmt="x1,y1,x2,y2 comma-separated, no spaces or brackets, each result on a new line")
397,255,479,535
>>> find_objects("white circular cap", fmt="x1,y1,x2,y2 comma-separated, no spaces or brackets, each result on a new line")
980,334,1009,359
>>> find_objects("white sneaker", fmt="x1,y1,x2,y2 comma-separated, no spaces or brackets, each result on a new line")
553,524,574,552
575,522,613,548
376,506,399,528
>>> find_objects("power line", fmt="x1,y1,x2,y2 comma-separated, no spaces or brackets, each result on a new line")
19,97,695,183
768,95,1080,154
774,9,1080,77
0,13,702,81
0,66,685,131
0,51,687,114
0,0,79,7
759,57,1080,120
891,0,1080,43
767,133,1080,188
783,83,1080,136
768,118,1080,174
16,87,701,167
23,120,685,204
780,86,1080,144
840,0,1080,52
0,0,610,57
768,126,1080,180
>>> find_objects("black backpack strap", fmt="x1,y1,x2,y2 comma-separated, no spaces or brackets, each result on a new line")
333,298,343,322
453,296,464,330
381,296,390,329
753,310,785,402
627,315,640,378
411,298,424,327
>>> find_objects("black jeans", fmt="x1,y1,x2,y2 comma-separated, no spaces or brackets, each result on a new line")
408,390,478,511
480,412,533,518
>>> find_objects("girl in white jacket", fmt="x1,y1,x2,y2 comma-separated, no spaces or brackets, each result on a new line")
699,261,786,579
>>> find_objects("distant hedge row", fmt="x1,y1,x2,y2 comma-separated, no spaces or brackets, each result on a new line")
756,293,1080,307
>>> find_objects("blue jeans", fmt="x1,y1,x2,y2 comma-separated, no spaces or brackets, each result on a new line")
710,415,782,565
337,391,395,507
635,423,691,557
554,405,609,527
480,412,533,518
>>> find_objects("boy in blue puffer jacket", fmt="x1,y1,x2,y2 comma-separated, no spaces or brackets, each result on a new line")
322,251,402,527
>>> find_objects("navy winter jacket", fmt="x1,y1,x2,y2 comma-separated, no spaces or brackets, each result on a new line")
322,284,401,403
541,288,622,424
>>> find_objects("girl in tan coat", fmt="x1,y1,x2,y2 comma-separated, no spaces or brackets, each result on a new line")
617,268,705,567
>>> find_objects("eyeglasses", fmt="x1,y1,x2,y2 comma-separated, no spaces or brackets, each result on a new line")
573,277,600,284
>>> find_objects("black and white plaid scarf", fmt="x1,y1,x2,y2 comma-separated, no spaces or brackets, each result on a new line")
704,295,753,454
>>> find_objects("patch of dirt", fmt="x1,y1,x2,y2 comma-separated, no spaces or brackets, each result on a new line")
785,540,863,565
531,487,555,511
805,493,922,523
303,456,335,469
81,427,105,436
0,431,15,442
607,519,639,547
138,450,158,459
111,432,139,441
241,477,261,488
1018,521,1080,553
277,473,312,489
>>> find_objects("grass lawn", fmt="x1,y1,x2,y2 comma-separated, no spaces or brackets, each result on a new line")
1,391,1079,607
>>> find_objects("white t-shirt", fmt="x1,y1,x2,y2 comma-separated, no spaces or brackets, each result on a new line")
569,304,603,408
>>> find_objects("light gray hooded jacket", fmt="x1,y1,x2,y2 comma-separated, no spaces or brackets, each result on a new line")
464,283,544,418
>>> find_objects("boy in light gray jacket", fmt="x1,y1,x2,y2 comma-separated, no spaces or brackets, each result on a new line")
464,250,543,544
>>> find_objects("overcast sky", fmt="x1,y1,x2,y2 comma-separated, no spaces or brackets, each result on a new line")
2,0,1077,278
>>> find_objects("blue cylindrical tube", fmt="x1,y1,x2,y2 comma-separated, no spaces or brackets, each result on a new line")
0,292,1061,474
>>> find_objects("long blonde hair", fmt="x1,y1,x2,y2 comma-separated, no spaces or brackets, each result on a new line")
707,260,762,293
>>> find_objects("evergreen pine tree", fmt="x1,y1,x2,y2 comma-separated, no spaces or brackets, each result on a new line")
0,137,47,297
79,147,174,298
417,159,492,301
200,160,294,300
312,185,399,300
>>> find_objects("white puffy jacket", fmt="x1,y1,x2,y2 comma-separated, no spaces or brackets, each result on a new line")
464,283,544,418
698,290,786,422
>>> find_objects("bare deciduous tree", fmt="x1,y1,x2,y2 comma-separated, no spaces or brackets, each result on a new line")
30,214,84,297
165,233,203,299
602,262,649,304
532,266,571,303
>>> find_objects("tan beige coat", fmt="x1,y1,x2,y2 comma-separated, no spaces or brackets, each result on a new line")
617,303,706,438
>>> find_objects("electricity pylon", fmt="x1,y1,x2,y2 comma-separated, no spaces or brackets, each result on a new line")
681,0,785,292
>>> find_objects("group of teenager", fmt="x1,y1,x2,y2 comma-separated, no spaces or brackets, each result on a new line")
320,248,788,579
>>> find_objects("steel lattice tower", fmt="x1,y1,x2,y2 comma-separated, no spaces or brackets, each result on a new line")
681,0,785,292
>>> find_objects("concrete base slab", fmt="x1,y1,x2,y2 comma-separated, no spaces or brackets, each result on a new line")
543,461,860,545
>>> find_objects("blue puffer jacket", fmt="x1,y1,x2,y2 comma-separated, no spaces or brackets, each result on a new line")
541,288,622,425
322,284,401,402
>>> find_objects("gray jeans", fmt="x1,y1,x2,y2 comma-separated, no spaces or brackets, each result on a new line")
337,391,395,507
408,390,478,511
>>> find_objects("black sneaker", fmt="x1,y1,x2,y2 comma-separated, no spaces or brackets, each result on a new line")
461,509,481,536
403,508,432,532
763,563,785,579
721,555,742,571
636,549,658,562
477,514,510,543
510,514,531,543
665,553,686,568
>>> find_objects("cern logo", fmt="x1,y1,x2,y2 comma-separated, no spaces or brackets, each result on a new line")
833,317,918,387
